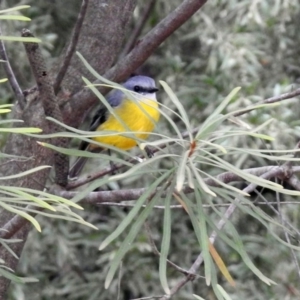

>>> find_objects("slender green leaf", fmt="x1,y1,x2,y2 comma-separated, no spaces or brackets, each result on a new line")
211,87,241,120
193,295,206,300
105,186,165,289
0,186,55,211
210,259,226,300
160,80,192,139
0,268,23,283
0,127,42,133
200,169,249,196
204,197,277,285
0,5,30,13
216,285,232,300
0,240,19,259
159,185,173,294
190,160,216,196
0,15,30,21
23,206,98,230
0,166,51,180
176,150,189,191
197,87,241,139
200,140,227,154
3,186,83,210
0,202,41,232
180,192,212,285
0,36,41,43
230,224,276,285
202,149,282,190
194,186,211,285
0,109,11,114
38,141,133,165
109,154,172,181
0,104,13,108
100,169,174,250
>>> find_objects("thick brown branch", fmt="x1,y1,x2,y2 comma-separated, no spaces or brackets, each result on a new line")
67,0,208,127
22,29,69,186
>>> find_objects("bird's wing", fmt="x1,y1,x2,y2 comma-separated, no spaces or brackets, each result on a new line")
78,107,108,151
78,90,123,150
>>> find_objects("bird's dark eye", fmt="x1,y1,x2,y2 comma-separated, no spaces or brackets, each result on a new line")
134,85,141,92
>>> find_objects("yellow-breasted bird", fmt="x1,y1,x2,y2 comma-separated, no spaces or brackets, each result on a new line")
69,75,160,177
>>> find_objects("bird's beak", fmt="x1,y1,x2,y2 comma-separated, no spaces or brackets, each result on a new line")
151,88,159,93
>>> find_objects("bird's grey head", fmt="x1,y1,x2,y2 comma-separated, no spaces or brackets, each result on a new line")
108,75,158,107
124,75,158,99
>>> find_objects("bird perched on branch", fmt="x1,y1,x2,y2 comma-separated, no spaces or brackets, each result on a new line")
69,75,160,177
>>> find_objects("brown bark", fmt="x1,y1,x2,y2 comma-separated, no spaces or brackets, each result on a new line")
0,0,136,297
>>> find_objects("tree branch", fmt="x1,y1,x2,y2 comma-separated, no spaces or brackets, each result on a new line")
234,87,300,117
66,0,209,127
59,165,300,203
0,27,25,108
120,0,157,57
98,200,300,209
22,29,69,186
53,0,89,94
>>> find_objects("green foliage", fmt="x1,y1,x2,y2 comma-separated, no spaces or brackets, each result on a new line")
2,0,300,300
0,5,95,287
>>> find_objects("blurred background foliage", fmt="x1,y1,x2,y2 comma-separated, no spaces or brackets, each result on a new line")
1,0,300,299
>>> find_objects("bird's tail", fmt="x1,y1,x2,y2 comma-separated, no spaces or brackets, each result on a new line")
68,156,89,178
69,145,104,178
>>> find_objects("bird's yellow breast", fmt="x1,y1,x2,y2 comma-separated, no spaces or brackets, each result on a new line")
92,98,160,150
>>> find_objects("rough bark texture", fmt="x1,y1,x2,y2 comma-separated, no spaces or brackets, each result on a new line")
0,97,53,298
56,0,137,98
0,0,136,297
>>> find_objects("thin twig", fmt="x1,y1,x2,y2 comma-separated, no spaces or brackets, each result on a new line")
234,87,300,117
98,201,300,209
144,222,202,278
120,0,157,57
131,296,164,300
254,190,300,239
53,0,89,94
0,27,25,108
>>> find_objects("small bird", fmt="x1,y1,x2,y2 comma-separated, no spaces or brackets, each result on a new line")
69,75,160,177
